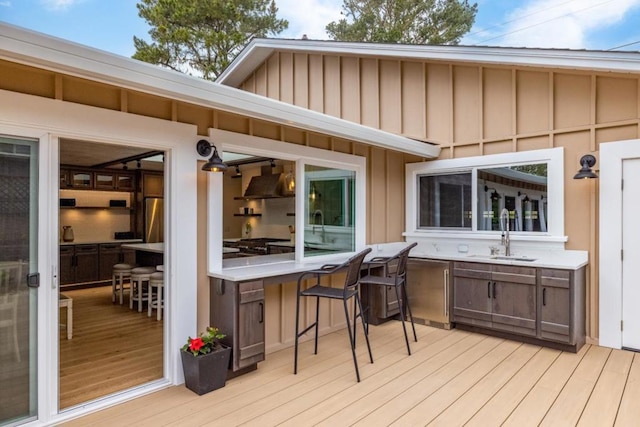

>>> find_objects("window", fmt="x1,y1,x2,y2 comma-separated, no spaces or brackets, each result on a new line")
418,173,471,229
304,165,356,257
405,148,564,240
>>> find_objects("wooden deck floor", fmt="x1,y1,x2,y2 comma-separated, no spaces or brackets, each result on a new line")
63,321,640,426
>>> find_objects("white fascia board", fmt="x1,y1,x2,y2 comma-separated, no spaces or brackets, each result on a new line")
0,23,439,159
218,38,640,86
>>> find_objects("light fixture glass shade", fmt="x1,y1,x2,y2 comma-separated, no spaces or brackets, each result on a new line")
284,167,295,194
573,154,598,179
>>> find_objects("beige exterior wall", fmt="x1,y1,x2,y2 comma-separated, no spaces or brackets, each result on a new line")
0,58,415,343
237,52,640,342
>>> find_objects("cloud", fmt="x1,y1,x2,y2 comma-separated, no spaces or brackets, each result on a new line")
472,0,640,49
41,0,82,11
275,0,343,40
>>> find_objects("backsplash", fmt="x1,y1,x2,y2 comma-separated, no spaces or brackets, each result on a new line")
59,190,132,242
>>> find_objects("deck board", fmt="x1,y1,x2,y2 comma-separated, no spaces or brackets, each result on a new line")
62,322,640,427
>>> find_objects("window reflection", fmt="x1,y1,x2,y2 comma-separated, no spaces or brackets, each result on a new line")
477,164,548,232
304,165,355,257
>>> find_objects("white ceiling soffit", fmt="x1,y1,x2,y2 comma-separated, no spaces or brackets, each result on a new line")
0,23,439,159
218,38,640,87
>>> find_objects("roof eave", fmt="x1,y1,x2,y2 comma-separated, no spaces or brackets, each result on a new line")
217,38,640,87
0,23,439,159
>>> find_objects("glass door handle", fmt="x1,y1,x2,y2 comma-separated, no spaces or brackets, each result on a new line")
27,272,39,288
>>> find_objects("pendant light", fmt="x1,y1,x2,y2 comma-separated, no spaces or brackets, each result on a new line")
196,139,227,172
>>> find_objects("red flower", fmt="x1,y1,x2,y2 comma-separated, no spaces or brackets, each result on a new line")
189,337,204,352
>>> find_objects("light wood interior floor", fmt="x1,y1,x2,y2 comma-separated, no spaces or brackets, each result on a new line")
59,285,163,409
63,320,640,426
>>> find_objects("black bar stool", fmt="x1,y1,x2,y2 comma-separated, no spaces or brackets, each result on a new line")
294,248,373,382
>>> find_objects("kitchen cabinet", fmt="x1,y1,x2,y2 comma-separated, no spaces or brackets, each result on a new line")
267,244,294,255
452,261,585,351
210,279,265,373
360,263,401,326
94,171,135,191
59,244,99,285
60,167,135,191
539,268,585,346
453,262,537,337
98,243,136,281
143,173,163,197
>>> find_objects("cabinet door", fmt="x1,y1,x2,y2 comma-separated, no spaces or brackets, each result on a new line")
453,277,492,327
60,169,72,189
116,173,135,191
94,172,116,190
71,171,93,189
74,244,99,283
122,248,136,266
143,173,164,197
236,281,265,370
491,265,537,336
539,269,571,343
59,246,75,285
99,244,121,281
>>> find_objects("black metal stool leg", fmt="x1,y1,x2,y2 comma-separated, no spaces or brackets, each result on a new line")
294,285,302,374
314,296,320,354
395,285,411,355
402,282,417,342
356,293,373,364
343,298,360,382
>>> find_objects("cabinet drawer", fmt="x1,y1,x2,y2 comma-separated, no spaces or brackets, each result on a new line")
540,269,571,289
492,264,536,285
453,262,492,280
75,244,98,254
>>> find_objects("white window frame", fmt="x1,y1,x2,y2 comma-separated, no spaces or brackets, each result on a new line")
207,129,366,271
405,147,565,242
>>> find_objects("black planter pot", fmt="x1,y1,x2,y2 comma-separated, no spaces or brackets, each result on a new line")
180,346,231,395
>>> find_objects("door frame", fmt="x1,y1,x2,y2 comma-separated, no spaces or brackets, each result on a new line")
599,138,640,349
0,89,200,425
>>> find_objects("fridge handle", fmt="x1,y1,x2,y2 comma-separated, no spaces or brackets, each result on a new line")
443,269,449,317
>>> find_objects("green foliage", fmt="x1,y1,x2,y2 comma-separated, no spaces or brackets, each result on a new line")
511,164,548,177
326,0,477,45
182,326,226,356
133,0,288,80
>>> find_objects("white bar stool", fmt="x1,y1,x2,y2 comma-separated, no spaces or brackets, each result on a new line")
148,271,164,321
129,266,156,312
112,263,133,305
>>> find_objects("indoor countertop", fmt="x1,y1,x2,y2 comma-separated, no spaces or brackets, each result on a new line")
60,239,142,246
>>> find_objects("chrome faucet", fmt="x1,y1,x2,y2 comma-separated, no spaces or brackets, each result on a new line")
312,209,325,243
499,208,511,256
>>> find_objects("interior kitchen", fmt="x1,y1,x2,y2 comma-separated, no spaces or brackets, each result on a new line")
57,138,165,409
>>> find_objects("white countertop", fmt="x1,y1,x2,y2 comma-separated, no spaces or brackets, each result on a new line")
208,242,588,282
121,242,164,253
60,239,142,246
409,249,588,270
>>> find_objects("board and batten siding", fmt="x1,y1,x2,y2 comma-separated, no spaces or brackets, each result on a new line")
238,51,640,342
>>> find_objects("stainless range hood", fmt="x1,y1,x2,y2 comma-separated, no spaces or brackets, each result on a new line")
243,173,285,199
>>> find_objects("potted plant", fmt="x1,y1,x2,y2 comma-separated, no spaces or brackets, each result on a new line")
180,326,232,395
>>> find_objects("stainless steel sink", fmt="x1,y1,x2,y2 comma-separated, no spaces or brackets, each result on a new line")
492,256,537,262
467,254,537,262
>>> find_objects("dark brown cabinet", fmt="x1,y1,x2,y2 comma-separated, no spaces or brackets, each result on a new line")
453,261,585,352
60,244,99,285
142,173,164,197
539,268,585,347
60,167,135,191
210,279,265,372
98,244,136,281
453,262,536,336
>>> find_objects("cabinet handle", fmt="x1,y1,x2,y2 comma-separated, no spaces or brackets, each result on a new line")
493,282,497,299
259,302,264,324
443,269,449,317
487,281,491,298
543,288,546,306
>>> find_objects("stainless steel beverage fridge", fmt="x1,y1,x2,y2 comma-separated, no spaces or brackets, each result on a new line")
405,258,452,329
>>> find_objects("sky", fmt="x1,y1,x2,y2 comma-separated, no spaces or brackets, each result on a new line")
1,0,639,58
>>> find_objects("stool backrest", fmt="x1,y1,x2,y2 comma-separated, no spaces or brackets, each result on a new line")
395,242,418,283
344,248,372,291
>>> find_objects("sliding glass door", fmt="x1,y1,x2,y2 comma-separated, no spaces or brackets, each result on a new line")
0,136,38,426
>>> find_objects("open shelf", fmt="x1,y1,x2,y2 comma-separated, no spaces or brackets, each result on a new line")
233,213,262,217
233,194,295,200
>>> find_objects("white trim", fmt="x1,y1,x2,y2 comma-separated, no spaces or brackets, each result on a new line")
0,22,439,159
0,90,199,424
206,129,366,273
599,139,640,349
405,148,565,243
219,38,640,87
